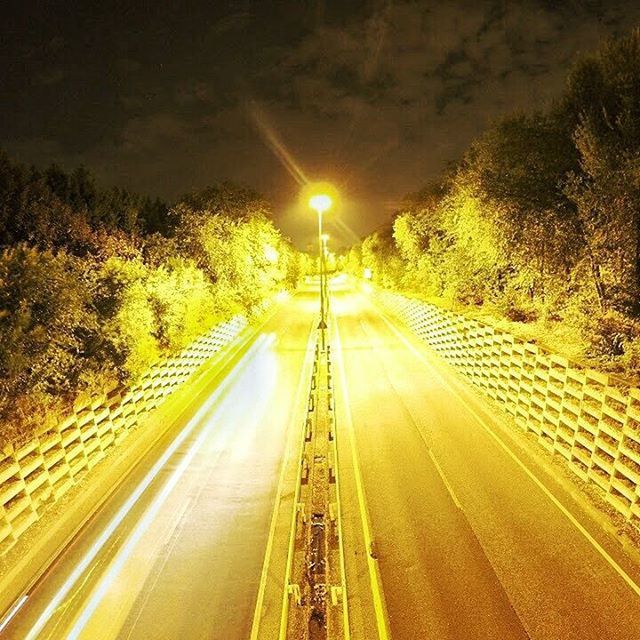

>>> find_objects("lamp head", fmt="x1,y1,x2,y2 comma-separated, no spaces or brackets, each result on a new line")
309,194,332,214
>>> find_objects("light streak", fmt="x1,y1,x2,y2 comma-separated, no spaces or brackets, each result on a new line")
332,217,361,244
24,336,268,640
0,595,28,633
248,102,309,186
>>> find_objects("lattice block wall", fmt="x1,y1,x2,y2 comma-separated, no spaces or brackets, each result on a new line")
0,314,247,555
375,290,640,529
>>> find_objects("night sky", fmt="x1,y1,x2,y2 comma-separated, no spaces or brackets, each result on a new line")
2,0,640,247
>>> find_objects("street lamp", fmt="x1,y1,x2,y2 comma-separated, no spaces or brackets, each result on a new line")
309,194,332,350
320,233,330,321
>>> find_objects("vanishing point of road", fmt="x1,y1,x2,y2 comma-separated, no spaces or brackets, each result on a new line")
3,279,640,639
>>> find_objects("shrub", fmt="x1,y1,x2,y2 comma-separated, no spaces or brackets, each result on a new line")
0,245,95,426
583,310,640,359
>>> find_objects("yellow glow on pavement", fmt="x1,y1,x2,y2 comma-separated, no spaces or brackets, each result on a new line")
25,336,271,640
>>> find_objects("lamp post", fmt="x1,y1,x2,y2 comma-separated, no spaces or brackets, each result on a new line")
321,232,329,314
321,233,331,332
309,194,332,350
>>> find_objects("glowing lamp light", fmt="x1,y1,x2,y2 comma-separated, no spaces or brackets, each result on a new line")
263,244,279,264
363,267,373,280
309,194,332,214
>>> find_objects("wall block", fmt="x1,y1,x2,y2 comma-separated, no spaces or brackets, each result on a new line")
0,314,247,555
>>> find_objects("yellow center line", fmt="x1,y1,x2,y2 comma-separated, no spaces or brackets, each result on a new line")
332,311,392,640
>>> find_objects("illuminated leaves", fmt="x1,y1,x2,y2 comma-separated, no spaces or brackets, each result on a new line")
0,172,301,443
0,245,93,401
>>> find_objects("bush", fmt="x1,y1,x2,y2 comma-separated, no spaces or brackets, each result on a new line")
583,311,640,359
0,167,302,445
146,260,220,351
0,245,95,427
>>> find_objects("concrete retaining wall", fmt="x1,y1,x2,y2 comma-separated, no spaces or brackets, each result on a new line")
0,314,248,555
375,289,640,529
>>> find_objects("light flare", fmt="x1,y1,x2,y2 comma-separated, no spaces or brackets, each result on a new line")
309,194,332,214
248,102,308,186
24,336,270,640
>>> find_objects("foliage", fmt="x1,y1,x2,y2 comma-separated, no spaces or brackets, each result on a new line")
0,156,302,444
360,225,403,289
0,246,95,432
562,30,640,315
0,153,171,252
348,28,640,375
460,111,582,305
172,192,297,312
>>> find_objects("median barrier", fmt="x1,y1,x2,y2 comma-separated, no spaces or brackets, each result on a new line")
374,289,640,530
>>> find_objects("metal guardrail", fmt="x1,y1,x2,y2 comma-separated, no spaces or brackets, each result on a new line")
281,333,349,640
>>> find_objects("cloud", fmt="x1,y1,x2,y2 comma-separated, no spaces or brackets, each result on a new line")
4,0,640,247
35,67,66,86
258,1,640,184
209,11,254,37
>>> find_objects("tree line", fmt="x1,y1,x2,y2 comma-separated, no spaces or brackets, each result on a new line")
347,29,640,374
0,153,303,443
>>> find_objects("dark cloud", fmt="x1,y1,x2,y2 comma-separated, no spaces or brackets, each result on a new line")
1,0,640,247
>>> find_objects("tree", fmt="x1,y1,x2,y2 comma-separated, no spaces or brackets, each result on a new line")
361,223,403,288
177,182,269,222
0,246,95,425
392,180,451,295
458,111,581,307
172,183,296,311
563,30,640,314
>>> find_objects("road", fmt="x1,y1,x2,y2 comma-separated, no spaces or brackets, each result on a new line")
2,292,317,640
332,284,640,639
4,281,640,639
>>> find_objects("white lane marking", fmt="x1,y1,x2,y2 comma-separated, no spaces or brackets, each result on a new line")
356,314,462,513
373,301,640,600
333,314,391,640
0,595,28,633
24,336,268,640
428,450,462,510
249,321,316,640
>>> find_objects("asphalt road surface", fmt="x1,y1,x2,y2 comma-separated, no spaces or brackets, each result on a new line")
4,281,640,639
332,284,640,640
3,292,317,640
